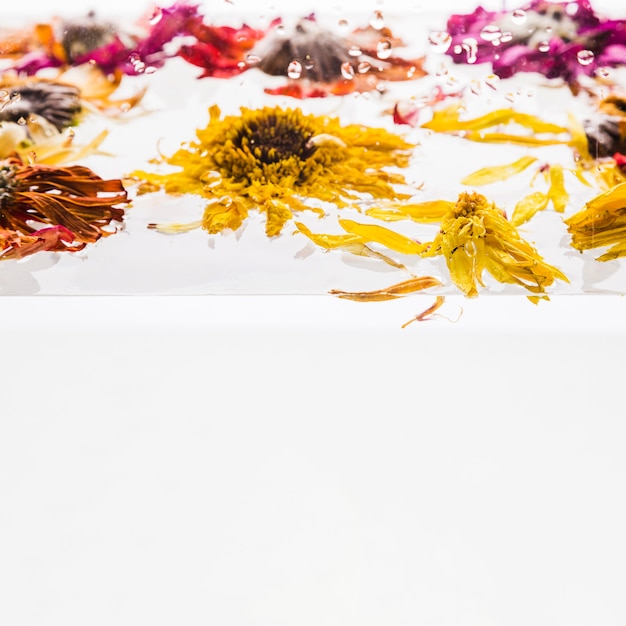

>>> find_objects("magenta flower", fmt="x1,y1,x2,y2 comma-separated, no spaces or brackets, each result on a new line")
4,2,205,76
445,0,626,89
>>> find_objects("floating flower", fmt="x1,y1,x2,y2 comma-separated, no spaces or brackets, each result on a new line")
1,2,203,76
249,16,426,98
419,96,626,224
445,0,626,90
175,18,271,79
0,79,82,131
132,105,415,237
421,191,568,299
565,181,626,261
0,156,128,260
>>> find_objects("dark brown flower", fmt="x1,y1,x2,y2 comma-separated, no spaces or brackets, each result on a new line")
0,80,82,131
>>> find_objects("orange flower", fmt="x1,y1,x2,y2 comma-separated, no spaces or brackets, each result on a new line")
0,157,128,260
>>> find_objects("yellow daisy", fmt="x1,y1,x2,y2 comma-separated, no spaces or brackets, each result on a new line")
131,105,415,237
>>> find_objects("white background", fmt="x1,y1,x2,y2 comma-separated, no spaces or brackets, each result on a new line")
2,1,626,625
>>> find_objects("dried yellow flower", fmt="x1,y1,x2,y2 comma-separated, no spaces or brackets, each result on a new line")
132,105,415,237
422,191,568,299
565,181,626,261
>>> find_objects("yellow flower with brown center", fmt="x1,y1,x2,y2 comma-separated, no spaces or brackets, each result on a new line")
422,191,568,300
132,105,415,237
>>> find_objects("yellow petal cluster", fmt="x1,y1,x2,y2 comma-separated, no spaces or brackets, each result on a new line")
421,103,570,147
565,182,626,261
132,105,415,237
422,191,568,299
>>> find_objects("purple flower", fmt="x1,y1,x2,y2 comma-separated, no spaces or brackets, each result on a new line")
445,0,626,88
7,2,204,77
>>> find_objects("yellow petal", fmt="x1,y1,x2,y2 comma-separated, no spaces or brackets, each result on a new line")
461,155,538,186
294,222,406,269
567,111,592,162
294,221,361,248
586,181,626,212
366,200,453,223
202,197,249,234
422,104,568,134
547,164,568,213
510,191,550,226
265,200,293,237
338,218,425,254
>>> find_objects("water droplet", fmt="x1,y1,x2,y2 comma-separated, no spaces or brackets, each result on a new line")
499,31,513,43
357,61,371,73
485,74,500,89
470,79,482,95
435,62,449,76
511,9,527,24
376,39,392,59
566,2,579,16
148,7,163,25
275,24,285,35
287,59,302,79
65,128,75,139
428,31,452,53
341,62,355,80
9,92,20,103
504,91,516,102
577,49,595,66
369,10,384,30
17,116,26,125
406,66,417,78
461,38,478,64
120,102,131,112
348,45,362,57
537,41,550,53
453,44,462,55
0,90,8,101
303,55,314,70
246,54,262,64
596,67,611,78
337,18,349,31
480,24,501,43
128,52,146,73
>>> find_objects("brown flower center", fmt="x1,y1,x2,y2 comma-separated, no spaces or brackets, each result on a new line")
233,110,317,165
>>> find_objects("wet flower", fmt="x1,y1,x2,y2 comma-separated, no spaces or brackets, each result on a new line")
0,80,82,131
582,93,626,158
565,181,626,261
445,0,626,90
0,156,128,260
251,16,426,98
175,18,271,79
2,2,203,76
132,105,415,237
422,191,568,299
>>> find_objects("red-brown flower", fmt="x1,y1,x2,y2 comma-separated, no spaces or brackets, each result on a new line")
0,157,128,260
